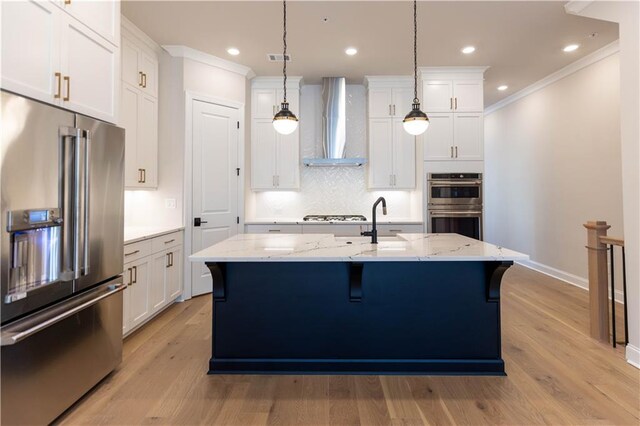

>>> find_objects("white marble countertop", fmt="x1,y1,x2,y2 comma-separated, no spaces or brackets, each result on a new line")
189,233,528,262
124,225,185,244
245,218,423,225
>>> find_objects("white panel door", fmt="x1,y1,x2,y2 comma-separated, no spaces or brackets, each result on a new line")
167,247,183,300
368,119,394,189
121,36,141,89
423,113,454,161
140,50,158,98
252,89,277,119
192,100,240,297
453,81,483,112
392,119,416,189
150,252,168,313
1,0,61,104
423,80,453,112
251,119,277,190
60,14,117,122
368,88,393,118
137,94,158,187
276,129,300,189
454,113,483,160
392,87,414,118
120,83,140,187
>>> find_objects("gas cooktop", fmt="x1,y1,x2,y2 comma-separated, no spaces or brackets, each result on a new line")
302,215,367,222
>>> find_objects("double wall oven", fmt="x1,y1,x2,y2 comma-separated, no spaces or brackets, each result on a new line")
427,173,483,240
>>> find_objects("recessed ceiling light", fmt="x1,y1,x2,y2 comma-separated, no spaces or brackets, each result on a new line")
563,44,579,52
497,85,508,91
345,47,358,56
461,46,476,54
227,47,240,56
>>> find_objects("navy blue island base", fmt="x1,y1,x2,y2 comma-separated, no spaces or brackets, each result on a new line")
205,260,513,376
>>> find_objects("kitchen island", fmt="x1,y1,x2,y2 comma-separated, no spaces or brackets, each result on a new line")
190,233,528,375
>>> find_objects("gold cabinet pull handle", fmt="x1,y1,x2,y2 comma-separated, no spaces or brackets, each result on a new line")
124,249,140,257
132,266,137,284
455,146,458,158
64,0,71,4
139,71,143,87
63,76,70,101
142,168,146,183
450,146,454,158
128,268,133,285
166,253,171,268
455,97,458,110
450,97,453,110
54,72,62,99
142,73,147,88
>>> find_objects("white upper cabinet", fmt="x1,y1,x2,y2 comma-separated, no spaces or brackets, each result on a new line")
1,0,60,104
420,67,487,164
58,0,120,46
250,77,302,191
120,19,159,189
365,77,416,190
1,0,120,123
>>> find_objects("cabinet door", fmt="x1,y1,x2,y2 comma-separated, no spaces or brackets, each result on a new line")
368,119,394,189
121,36,141,89
423,80,453,112
454,114,483,160
276,130,300,189
392,119,416,189
137,94,158,188
252,89,277,119
62,0,120,46
140,50,158,98
121,83,140,188
453,81,483,112
423,113,454,161
368,88,393,118
1,0,61,104
166,247,183,301
392,87,414,118
129,260,150,328
122,266,132,335
60,14,118,122
150,251,168,313
251,119,277,190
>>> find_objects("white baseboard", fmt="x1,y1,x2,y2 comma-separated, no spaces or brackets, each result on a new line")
626,345,640,369
517,259,624,303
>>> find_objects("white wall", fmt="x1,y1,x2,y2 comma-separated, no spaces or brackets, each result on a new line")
246,84,423,221
485,52,623,289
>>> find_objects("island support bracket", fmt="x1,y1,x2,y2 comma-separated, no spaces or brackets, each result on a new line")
487,261,513,302
349,263,364,302
206,262,226,301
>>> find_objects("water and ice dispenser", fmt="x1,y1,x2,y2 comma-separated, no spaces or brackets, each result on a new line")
6,208,62,303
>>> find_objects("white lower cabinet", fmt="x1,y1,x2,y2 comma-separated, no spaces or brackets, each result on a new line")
122,230,183,337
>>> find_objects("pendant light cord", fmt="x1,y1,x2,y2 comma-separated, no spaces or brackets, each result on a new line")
282,0,288,103
413,0,419,104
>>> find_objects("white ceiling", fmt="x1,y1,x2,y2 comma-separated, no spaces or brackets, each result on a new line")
122,1,618,106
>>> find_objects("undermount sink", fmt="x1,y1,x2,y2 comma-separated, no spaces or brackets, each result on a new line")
334,236,405,244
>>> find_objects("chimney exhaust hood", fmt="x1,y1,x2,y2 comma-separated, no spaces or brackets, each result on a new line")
303,77,366,167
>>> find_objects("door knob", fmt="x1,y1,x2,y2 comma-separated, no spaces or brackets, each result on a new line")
194,217,208,227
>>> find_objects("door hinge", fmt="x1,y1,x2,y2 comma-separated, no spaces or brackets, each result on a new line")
236,167,240,176
237,121,240,129
236,216,240,224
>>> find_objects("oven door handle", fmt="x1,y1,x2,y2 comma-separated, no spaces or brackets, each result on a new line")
429,181,482,186
430,211,482,217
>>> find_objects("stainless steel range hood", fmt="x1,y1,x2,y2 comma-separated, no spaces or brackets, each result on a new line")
303,77,366,167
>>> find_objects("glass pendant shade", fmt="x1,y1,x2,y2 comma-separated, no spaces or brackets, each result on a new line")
403,103,429,136
273,102,298,135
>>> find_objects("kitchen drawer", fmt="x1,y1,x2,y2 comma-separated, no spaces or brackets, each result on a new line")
151,231,183,253
245,224,303,234
123,239,152,264
302,224,369,237
377,224,424,236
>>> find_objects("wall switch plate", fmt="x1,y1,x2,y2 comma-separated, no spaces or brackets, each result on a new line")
165,198,177,209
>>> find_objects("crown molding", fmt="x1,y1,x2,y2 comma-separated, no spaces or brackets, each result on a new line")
251,76,303,89
364,75,413,88
485,40,619,115
121,16,162,54
162,45,255,79
564,1,595,15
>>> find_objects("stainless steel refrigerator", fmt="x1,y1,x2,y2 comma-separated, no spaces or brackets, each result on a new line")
0,91,125,425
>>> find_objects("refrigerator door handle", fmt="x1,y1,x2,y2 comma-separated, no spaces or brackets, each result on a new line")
0,281,125,346
82,129,90,276
73,128,82,279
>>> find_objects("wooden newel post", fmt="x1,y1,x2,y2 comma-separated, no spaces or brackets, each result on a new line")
584,220,611,342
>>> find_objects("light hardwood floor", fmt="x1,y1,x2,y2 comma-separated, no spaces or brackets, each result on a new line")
58,265,639,425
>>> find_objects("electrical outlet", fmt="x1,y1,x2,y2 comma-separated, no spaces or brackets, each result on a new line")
165,198,176,209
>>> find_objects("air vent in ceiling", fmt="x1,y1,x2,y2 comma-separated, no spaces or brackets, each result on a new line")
267,53,292,62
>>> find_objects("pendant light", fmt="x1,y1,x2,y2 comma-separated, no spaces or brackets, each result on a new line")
273,0,298,135
403,0,429,136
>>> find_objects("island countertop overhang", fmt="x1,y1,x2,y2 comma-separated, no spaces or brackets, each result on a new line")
189,233,528,262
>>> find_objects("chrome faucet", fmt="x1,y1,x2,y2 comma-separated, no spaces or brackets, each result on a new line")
361,197,387,244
